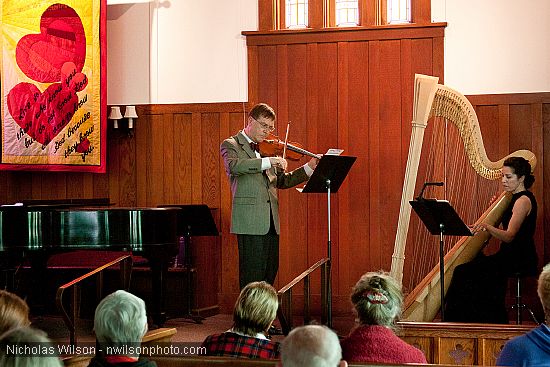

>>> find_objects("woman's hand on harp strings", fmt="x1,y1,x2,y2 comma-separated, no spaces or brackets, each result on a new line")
471,222,492,234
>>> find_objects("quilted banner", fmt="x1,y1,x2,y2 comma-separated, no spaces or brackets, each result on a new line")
0,0,106,172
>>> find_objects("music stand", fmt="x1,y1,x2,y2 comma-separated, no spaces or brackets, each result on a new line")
302,155,356,328
409,198,472,321
158,204,218,323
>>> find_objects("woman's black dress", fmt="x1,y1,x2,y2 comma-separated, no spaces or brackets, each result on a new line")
444,191,538,323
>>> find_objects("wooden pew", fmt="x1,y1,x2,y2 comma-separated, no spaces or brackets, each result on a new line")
62,327,177,367
151,355,480,367
397,321,532,366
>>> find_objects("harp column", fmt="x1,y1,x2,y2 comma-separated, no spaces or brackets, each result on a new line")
390,74,439,284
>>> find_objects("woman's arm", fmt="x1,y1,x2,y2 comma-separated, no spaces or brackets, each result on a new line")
473,195,531,243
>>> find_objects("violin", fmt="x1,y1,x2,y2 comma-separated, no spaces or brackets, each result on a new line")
258,133,321,161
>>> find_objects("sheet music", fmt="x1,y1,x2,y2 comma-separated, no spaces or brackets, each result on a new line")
325,148,343,156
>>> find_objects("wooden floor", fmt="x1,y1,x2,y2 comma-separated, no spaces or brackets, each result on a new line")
32,312,357,345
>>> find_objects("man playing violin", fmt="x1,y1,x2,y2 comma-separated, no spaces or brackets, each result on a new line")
220,103,319,289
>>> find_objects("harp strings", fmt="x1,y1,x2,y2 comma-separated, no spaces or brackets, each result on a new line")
403,118,500,294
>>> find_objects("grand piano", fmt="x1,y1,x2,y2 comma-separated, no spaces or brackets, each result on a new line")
0,199,180,326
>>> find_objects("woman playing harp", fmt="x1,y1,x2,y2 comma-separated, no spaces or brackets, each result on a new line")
444,157,538,323
391,74,537,322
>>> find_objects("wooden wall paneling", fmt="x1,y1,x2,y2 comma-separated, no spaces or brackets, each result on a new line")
304,42,326,302
147,113,166,206
367,40,382,270
400,38,413,168
0,172,8,203
344,41,371,293
191,113,203,204
65,173,85,199
9,172,32,202
218,111,248,311
135,112,150,206
92,170,109,199
278,43,309,293
309,0,324,28
432,36,444,82
543,103,550,265
258,0,275,31
31,173,44,199
200,113,221,208
360,0,379,26
315,42,339,297
244,25,446,47
412,0,432,25
247,46,259,106
475,105,502,222
271,43,286,288
118,131,137,206
531,102,545,270
275,44,289,140
107,133,121,205
162,113,175,204
497,105,510,160
336,41,350,299
257,46,279,110
509,104,533,153
377,39,403,269
410,38,434,82
476,106,500,162
173,113,193,204
40,173,66,200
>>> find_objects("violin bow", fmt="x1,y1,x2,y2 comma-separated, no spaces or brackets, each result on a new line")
282,121,290,161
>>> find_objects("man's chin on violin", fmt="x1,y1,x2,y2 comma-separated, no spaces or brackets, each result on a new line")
244,115,320,172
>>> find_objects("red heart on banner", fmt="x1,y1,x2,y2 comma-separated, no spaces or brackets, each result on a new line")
16,4,86,83
7,62,88,146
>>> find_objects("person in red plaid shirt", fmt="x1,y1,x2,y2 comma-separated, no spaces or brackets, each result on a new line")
201,281,280,359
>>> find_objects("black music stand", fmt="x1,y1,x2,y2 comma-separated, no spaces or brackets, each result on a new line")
158,204,218,323
302,155,356,328
409,198,472,321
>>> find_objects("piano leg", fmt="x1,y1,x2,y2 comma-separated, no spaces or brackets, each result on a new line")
146,256,168,327
28,252,49,316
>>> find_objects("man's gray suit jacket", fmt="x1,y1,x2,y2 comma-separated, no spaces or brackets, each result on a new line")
220,132,309,235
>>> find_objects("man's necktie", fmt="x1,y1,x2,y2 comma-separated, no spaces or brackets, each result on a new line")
249,142,259,152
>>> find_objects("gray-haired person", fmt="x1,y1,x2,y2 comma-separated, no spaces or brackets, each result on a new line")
0,327,63,367
280,325,347,367
88,290,156,367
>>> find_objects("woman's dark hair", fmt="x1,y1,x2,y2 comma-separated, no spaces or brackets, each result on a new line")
504,156,535,189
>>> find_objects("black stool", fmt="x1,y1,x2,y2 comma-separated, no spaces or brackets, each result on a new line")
510,273,538,324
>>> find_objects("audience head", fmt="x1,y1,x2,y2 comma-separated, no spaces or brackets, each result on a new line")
281,325,346,367
94,290,147,353
0,327,62,367
233,281,278,336
504,156,535,189
351,271,402,328
538,262,550,322
0,290,30,334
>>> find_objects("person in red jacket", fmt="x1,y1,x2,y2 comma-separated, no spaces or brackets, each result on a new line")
341,271,427,364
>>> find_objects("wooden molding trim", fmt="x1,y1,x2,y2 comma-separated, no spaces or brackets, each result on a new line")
243,22,446,45
467,92,550,106
137,102,249,115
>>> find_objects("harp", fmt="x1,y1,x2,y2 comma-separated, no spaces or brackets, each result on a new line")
390,74,536,321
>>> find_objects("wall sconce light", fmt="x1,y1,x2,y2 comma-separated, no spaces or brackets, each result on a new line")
108,106,123,129
108,105,138,131
124,106,138,129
